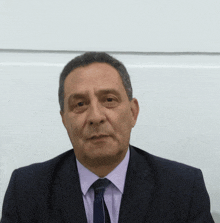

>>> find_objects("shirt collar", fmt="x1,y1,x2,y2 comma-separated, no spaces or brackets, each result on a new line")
76,148,130,195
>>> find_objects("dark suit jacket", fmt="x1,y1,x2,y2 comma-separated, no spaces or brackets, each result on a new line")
1,145,214,222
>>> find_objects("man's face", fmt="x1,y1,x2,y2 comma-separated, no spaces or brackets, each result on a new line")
61,62,139,168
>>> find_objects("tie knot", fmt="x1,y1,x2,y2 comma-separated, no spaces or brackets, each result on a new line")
92,178,111,193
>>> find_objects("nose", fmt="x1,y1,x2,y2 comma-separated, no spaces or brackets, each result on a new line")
87,101,106,126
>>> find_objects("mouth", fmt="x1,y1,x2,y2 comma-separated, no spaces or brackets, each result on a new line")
88,135,110,141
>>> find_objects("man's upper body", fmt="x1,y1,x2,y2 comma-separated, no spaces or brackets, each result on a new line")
1,52,214,222
1,145,214,222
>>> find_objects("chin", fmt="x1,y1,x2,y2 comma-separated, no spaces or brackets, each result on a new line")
83,149,124,168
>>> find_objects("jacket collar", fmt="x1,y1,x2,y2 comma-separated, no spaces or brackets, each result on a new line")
118,145,155,223
51,150,87,223
53,146,155,223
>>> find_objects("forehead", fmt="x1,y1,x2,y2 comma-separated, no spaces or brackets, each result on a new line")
64,62,125,96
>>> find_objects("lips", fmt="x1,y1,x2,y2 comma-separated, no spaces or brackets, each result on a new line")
88,134,109,140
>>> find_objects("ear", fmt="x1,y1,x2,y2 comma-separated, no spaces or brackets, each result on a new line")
130,98,139,127
60,110,67,129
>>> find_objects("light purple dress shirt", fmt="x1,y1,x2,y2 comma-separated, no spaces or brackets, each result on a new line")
76,148,130,223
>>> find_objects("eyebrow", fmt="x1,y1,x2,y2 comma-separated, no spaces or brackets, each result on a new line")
68,89,121,102
96,89,121,99
68,93,88,100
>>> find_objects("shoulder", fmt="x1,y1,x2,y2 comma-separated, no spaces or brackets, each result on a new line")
130,145,202,184
130,145,208,208
129,146,213,221
16,149,75,173
12,149,76,188
2,150,78,221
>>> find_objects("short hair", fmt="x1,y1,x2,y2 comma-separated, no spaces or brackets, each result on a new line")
58,52,133,112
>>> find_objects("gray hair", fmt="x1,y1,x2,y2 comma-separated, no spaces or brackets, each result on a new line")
58,52,133,112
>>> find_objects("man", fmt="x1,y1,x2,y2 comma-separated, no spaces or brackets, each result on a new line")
1,52,214,222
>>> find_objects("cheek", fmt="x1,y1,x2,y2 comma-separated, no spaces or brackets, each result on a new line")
65,116,83,138
113,109,133,134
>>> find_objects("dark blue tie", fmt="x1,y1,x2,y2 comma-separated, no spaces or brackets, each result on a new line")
92,178,111,223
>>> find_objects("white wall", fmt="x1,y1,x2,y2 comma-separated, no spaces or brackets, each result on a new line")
1,0,220,52
0,0,220,221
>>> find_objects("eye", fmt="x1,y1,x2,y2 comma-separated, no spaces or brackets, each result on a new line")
103,96,118,108
72,100,88,113
106,98,113,102
77,101,84,107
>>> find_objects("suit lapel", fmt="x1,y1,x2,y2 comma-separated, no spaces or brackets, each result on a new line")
118,146,156,223
51,150,87,223
50,147,155,222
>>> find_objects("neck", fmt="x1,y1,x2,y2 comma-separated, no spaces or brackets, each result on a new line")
78,149,128,177
88,162,122,178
